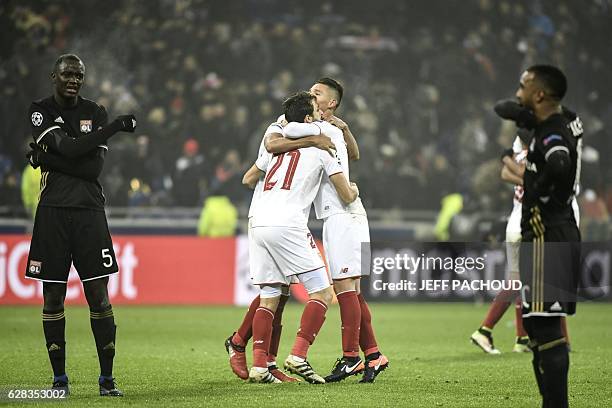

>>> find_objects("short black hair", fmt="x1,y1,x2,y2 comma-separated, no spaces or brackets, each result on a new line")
282,91,316,123
527,64,567,101
53,54,83,73
316,77,343,108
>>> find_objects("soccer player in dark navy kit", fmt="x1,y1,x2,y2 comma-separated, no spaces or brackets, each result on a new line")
513,65,583,408
25,54,136,396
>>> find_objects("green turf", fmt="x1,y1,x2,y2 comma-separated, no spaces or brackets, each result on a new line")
0,303,611,407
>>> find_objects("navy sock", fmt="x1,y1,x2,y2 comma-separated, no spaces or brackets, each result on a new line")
99,375,113,384
54,374,68,383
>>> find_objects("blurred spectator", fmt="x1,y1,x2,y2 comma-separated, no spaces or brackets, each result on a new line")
21,164,40,219
0,0,610,216
197,196,238,237
173,138,207,206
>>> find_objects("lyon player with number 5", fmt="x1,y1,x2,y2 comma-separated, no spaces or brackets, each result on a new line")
24,54,136,396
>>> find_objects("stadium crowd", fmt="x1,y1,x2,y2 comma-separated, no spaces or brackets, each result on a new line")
1,0,610,217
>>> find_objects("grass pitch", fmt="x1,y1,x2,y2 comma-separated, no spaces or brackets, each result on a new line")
1,303,611,407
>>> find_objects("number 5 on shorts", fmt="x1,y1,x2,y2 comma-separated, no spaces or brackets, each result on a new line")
102,248,114,267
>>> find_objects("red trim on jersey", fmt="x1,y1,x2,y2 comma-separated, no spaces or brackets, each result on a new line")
263,154,284,191
282,150,301,190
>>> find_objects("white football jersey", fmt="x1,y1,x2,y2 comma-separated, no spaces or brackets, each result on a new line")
250,145,344,228
512,136,528,207
247,122,282,219
283,121,366,219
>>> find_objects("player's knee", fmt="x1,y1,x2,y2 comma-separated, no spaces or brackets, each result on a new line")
259,285,282,312
310,286,334,305
42,282,66,310
83,278,110,310
43,296,65,311
333,277,358,294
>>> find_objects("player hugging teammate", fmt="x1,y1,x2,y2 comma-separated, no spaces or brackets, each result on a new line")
225,79,388,384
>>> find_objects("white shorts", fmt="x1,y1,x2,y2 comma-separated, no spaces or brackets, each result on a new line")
260,268,329,295
506,205,522,281
323,213,371,280
250,226,326,285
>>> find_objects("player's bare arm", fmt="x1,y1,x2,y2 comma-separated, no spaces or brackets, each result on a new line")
242,163,264,189
264,132,336,156
502,156,525,178
329,173,359,204
500,164,523,186
327,115,360,161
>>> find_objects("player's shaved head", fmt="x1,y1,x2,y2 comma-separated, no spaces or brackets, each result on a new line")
53,54,84,73
315,77,343,108
526,65,567,101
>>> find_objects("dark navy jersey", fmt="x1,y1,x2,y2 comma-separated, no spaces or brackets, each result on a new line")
521,109,583,239
29,95,108,210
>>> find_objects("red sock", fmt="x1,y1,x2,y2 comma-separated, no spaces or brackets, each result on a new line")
233,295,260,347
267,295,289,363
291,299,327,359
515,296,527,337
357,294,379,355
252,306,274,368
482,289,516,329
337,290,360,357
560,316,570,344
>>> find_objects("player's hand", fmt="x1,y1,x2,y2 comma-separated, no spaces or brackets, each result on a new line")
350,182,360,197
26,142,43,169
312,134,336,156
500,148,514,162
327,115,348,131
494,100,537,129
114,114,137,132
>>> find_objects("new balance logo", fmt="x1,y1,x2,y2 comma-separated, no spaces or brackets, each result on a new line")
54,116,64,123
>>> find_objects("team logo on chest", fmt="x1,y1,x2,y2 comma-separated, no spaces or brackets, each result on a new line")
80,119,92,133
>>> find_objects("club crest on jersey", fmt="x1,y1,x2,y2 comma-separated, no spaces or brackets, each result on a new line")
29,260,42,275
31,112,43,126
80,119,92,133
